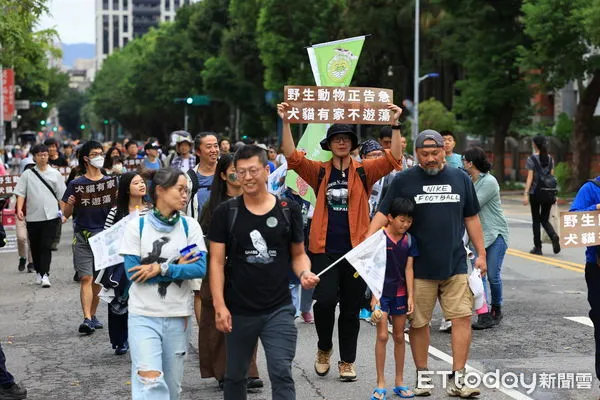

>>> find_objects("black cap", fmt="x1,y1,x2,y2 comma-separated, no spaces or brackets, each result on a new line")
320,124,359,151
144,142,161,151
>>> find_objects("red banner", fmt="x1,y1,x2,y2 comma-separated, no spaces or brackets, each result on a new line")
2,69,15,122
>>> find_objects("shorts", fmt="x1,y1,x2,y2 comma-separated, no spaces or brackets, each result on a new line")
73,232,99,279
379,295,408,316
411,273,473,329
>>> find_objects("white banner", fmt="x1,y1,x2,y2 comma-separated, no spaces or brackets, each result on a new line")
90,211,138,271
344,229,387,299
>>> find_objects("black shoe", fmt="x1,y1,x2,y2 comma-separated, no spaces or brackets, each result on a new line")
0,382,27,399
472,312,495,330
114,342,129,355
247,377,264,389
529,247,542,255
26,263,34,273
218,380,224,390
17,258,25,272
73,272,80,282
551,235,561,254
491,304,503,324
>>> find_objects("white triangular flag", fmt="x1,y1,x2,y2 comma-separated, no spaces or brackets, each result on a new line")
344,229,388,300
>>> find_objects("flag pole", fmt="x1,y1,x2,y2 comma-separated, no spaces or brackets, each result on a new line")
316,256,346,277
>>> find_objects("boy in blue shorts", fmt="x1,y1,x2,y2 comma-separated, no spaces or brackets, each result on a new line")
370,198,417,399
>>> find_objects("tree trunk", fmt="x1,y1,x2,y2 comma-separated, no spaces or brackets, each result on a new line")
492,105,514,181
569,71,600,191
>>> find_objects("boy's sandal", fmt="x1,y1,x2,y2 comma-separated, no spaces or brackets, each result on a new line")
371,387,387,400
393,385,414,398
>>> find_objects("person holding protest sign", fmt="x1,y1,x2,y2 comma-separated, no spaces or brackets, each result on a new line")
277,101,403,382
569,177,600,385
367,130,485,397
119,168,206,400
101,172,152,355
61,141,114,335
197,153,264,390
14,144,66,288
209,145,319,400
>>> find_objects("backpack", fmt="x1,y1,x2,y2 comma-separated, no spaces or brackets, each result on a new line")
223,196,292,262
531,156,557,204
316,165,368,196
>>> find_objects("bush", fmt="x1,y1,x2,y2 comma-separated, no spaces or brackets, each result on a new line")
552,112,573,142
554,162,572,193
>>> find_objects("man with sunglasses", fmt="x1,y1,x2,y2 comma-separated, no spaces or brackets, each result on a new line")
277,102,403,382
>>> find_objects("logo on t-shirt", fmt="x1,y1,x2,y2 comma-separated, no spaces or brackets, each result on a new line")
245,230,276,264
414,184,460,204
327,182,348,212
141,236,183,298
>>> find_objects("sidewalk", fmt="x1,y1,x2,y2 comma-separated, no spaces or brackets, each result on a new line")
501,190,574,206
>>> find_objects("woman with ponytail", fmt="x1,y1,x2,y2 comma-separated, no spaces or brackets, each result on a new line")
523,135,560,255
462,147,509,329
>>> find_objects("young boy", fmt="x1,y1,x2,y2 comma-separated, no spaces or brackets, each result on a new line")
370,197,417,400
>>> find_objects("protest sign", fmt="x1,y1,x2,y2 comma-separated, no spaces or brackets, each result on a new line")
559,210,600,248
0,175,19,196
90,212,138,270
268,162,287,197
283,86,394,125
73,177,117,208
123,159,143,171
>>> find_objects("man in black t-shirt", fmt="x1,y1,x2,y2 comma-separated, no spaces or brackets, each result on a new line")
209,145,319,400
44,138,68,168
368,130,487,398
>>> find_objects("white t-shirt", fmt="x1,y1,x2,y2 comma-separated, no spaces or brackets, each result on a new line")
120,215,206,317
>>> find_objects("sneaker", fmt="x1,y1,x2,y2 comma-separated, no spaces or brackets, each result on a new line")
338,361,357,382
17,258,25,272
472,312,494,330
0,382,27,399
551,235,561,254
26,263,34,273
246,377,264,389
78,318,95,335
35,274,43,285
314,348,333,376
414,368,433,396
91,315,103,329
301,312,314,324
439,318,452,332
41,274,51,288
359,308,372,321
115,342,129,355
529,247,542,255
446,368,480,398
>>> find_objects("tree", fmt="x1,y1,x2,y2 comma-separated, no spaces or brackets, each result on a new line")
433,0,531,180
520,0,600,190
58,89,86,135
418,98,456,132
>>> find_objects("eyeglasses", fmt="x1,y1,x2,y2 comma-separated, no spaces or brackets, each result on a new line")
330,136,351,144
236,167,263,178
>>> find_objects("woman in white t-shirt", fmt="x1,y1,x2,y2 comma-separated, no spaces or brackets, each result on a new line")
120,168,207,400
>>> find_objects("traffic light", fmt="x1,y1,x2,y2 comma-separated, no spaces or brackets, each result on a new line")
104,119,109,125
40,120,46,126
186,97,193,105
80,124,86,130
41,102,48,109
52,126,58,132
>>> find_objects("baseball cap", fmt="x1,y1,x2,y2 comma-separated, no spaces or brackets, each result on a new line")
414,129,444,149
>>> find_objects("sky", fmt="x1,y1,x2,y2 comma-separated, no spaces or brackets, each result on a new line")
37,0,95,44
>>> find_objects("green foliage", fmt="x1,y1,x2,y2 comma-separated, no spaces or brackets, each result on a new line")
554,162,572,193
552,112,574,142
417,98,456,132
58,89,86,136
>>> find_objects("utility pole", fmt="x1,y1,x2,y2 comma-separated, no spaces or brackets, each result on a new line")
413,0,420,140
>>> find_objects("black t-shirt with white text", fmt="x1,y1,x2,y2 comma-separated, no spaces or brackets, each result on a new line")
325,167,352,253
209,196,304,315
378,166,480,280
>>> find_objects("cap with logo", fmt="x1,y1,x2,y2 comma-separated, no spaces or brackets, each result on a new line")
414,129,444,149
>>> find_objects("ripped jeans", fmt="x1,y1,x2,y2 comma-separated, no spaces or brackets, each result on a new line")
129,313,191,400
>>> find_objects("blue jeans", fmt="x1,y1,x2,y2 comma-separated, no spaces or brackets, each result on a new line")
128,313,191,400
481,235,507,306
0,343,14,386
225,303,297,400
289,283,313,316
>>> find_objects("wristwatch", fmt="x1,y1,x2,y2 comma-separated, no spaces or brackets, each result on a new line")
160,263,169,277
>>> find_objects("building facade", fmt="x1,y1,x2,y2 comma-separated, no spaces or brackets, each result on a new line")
95,0,193,68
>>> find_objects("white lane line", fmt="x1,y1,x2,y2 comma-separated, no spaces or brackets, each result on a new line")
506,217,531,224
386,324,535,400
564,316,593,327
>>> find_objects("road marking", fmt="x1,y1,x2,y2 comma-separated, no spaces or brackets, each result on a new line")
507,248,585,269
564,316,593,327
506,249,584,273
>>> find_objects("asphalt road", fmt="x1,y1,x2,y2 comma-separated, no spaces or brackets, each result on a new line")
0,197,597,399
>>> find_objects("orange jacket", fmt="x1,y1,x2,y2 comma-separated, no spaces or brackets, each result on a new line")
286,149,401,254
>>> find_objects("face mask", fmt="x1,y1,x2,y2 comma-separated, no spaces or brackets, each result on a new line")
89,156,104,169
